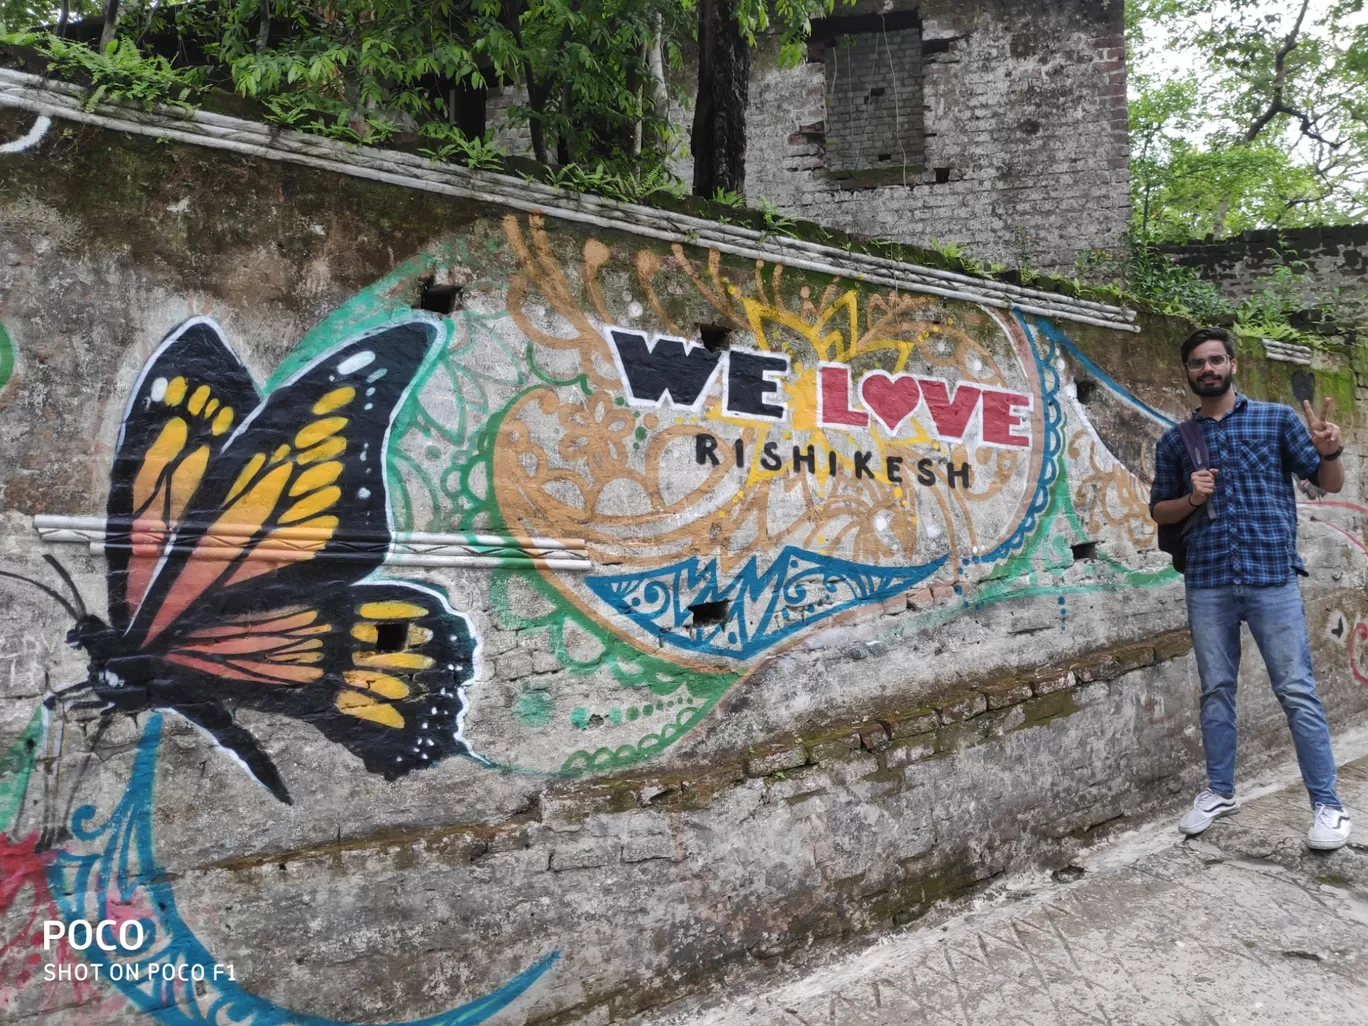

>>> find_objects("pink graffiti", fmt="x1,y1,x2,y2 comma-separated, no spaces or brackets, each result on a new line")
1300,499,1368,558
1350,623,1368,687
0,833,122,1020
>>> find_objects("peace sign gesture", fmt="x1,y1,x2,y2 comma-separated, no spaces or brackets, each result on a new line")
1303,397,1343,457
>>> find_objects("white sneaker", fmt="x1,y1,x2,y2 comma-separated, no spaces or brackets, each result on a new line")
1307,804,1351,851
1178,789,1240,836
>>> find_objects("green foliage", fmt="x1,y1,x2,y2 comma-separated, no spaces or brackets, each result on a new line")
1078,234,1232,320
928,237,993,278
37,35,208,111
536,160,687,203
210,1,519,145
1129,0,1368,239
1076,234,1333,347
756,196,797,233
0,1,92,35
717,0,857,68
709,186,746,208
417,124,505,170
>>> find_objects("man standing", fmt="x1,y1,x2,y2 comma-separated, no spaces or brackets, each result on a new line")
1150,327,1350,850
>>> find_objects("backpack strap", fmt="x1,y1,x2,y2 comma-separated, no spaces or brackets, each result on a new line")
1175,417,1210,471
1174,415,1214,533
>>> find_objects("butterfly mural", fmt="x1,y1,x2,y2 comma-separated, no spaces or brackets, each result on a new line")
35,317,479,804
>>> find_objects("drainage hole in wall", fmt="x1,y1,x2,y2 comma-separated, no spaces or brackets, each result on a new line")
1291,370,1316,404
417,278,464,314
699,324,732,352
1075,378,1099,405
1071,541,1098,562
934,167,952,184
688,599,731,627
375,622,408,653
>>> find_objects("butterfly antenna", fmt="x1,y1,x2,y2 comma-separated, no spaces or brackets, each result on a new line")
56,713,112,840
42,554,87,618
0,568,79,621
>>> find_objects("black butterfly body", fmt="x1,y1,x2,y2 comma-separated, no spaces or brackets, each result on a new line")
60,317,478,804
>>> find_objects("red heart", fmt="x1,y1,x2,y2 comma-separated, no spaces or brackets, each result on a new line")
859,372,922,434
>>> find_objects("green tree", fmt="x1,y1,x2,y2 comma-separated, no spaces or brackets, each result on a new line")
1129,0,1368,240
689,0,852,198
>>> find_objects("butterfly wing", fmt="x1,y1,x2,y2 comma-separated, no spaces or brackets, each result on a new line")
106,318,259,633
122,320,440,650
271,580,479,780
159,580,478,792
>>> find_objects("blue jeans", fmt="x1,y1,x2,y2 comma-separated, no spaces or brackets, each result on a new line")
1185,580,1341,808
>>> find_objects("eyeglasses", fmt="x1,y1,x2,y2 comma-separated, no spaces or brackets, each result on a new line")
1185,354,1230,372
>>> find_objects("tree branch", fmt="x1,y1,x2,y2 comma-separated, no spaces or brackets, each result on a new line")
1241,0,1311,144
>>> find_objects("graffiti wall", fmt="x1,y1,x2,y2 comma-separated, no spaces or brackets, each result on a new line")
0,91,1366,1025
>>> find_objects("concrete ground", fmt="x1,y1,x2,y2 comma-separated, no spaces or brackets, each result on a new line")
640,728,1368,1026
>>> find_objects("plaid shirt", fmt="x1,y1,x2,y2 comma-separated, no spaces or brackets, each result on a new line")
1149,394,1322,588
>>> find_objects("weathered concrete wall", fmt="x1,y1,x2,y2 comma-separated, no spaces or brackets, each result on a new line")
741,0,1131,271
1165,224,1368,326
0,87,1366,1026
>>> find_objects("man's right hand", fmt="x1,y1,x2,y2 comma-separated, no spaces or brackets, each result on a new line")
1189,468,1219,506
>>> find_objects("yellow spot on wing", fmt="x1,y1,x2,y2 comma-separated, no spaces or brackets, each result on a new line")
226,453,265,503
224,463,293,529
359,601,427,620
204,398,219,417
289,461,342,497
168,446,209,522
353,651,435,671
146,462,294,640
296,417,347,449
270,444,291,465
297,437,347,465
164,377,187,406
132,417,188,515
344,669,411,700
211,406,235,437
245,516,338,579
188,384,211,415
352,623,430,646
279,485,340,524
336,691,405,728
313,387,356,415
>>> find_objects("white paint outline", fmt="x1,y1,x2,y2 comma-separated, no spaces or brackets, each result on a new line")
976,387,1035,450
128,315,448,640
0,114,50,154
856,369,924,435
815,362,869,431
602,325,723,413
722,345,791,423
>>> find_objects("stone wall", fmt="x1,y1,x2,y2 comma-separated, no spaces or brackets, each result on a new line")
1164,224,1368,326
740,0,1131,272
1,78,1366,1026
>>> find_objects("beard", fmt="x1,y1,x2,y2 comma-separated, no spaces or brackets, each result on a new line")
1189,370,1233,398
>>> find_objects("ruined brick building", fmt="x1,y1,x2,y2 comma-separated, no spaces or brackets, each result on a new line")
491,0,1130,273
745,0,1129,271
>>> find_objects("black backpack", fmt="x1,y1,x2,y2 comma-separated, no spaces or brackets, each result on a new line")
1156,418,1213,574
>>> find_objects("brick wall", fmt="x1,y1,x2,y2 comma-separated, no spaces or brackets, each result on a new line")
817,16,926,175
1164,224,1368,325
742,0,1130,271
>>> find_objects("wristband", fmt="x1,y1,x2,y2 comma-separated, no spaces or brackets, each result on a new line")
1322,447,1343,462
1188,494,1200,507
